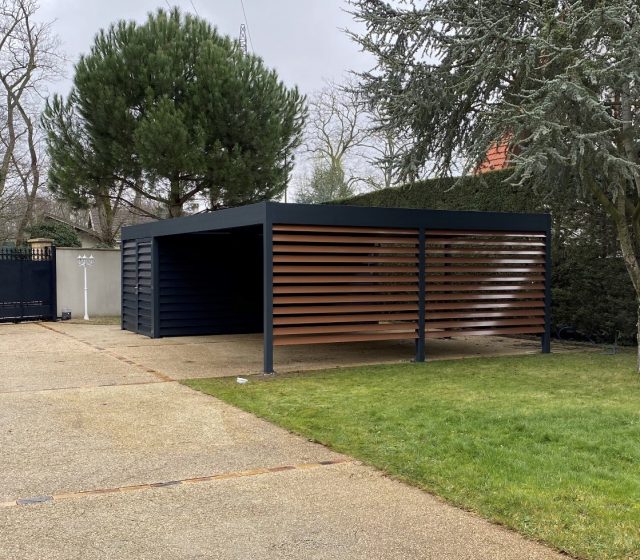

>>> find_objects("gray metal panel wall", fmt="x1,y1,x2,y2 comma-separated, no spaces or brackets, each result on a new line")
157,228,263,337
137,241,153,336
122,239,152,336
121,240,137,332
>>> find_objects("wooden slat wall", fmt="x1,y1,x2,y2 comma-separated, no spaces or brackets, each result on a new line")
424,230,546,338
272,224,420,346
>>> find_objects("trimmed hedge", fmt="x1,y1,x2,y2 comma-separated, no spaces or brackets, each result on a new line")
334,171,636,344
27,222,81,248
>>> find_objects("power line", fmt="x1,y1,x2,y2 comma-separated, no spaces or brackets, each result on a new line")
189,0,199,16
239,0,254,52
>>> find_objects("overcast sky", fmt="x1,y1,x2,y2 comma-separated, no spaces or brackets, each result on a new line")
38,0,375,97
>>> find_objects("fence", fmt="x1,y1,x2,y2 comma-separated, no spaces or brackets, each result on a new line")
0,247,56,322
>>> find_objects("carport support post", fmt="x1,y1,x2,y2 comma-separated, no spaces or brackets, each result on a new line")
263,219,274,374
415,228,426,362
542,219,552,354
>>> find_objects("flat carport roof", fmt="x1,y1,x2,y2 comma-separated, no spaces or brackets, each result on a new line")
122,201,549,239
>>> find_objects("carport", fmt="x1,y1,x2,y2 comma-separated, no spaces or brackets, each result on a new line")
121,202,551,373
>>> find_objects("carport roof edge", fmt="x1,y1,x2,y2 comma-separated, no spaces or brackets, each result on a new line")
121,201,551,240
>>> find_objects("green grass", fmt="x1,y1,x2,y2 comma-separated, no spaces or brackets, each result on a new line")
183,353,640,560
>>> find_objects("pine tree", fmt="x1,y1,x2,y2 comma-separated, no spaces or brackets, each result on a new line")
43,8,305,220
350,0,640,369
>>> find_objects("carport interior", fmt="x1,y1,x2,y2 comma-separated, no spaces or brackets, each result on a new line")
156,226,263,338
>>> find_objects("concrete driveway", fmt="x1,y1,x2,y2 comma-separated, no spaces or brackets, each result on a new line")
0,322,567,559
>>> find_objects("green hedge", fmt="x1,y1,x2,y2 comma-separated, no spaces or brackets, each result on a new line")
27,222,81,248
333,171,636,344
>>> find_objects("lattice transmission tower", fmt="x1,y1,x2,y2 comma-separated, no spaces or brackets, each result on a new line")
239,24,248,54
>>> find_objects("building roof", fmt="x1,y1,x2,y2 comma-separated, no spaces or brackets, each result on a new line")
43,214,102,241
476,141,511,174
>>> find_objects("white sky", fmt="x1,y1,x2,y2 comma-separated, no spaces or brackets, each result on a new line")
38,0,375,97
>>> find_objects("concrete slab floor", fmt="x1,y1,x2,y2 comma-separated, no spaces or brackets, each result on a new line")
42,322,586,379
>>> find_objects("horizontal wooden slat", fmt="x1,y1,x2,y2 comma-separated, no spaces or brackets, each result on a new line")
275,331,417,346
427,309,545,320
427,291,545,301
273,245,418,255
274,234,418,245
426,266,544,273
426,326,544,338
426,283,545,292
426,318,545,329
274,285,419,294
273,304,418,315
274,265,418,274
425,257,544,264
427,301,545,310
426,239,545,247
274,294,418,304
274,322,417,336
273,275,418,284
274,225,418,235
426,248,545,256
426,275,545,283
274,254,418,264
426,230,545,237
273,313,419,325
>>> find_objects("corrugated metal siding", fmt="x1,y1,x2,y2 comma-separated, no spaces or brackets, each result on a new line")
157,230,262,337
272,224,420,346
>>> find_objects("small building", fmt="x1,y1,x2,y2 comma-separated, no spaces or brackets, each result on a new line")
121,202,551,373
42,214,102,248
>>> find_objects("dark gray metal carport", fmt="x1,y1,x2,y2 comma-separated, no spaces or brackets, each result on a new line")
121,201,551,373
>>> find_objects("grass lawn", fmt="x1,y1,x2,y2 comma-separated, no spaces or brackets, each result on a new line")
184,352,640,560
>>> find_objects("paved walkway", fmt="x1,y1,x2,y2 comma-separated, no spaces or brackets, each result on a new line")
0,322,568,559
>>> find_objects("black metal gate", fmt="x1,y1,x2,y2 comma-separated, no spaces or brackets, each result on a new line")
0,247,57,322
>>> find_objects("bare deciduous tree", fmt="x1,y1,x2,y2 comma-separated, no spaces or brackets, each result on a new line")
0,0,62,244
297,80,418,202
304,80,372,176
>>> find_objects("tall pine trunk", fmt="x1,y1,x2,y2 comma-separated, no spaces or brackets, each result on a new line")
168,178,183,218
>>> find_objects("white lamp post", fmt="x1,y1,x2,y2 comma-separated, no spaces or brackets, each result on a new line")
77,254,95,320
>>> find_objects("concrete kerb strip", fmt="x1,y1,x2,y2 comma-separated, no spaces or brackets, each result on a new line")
0,459,351,509
36,322,174,383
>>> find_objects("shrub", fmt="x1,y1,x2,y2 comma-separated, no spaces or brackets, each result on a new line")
27,222,82,248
